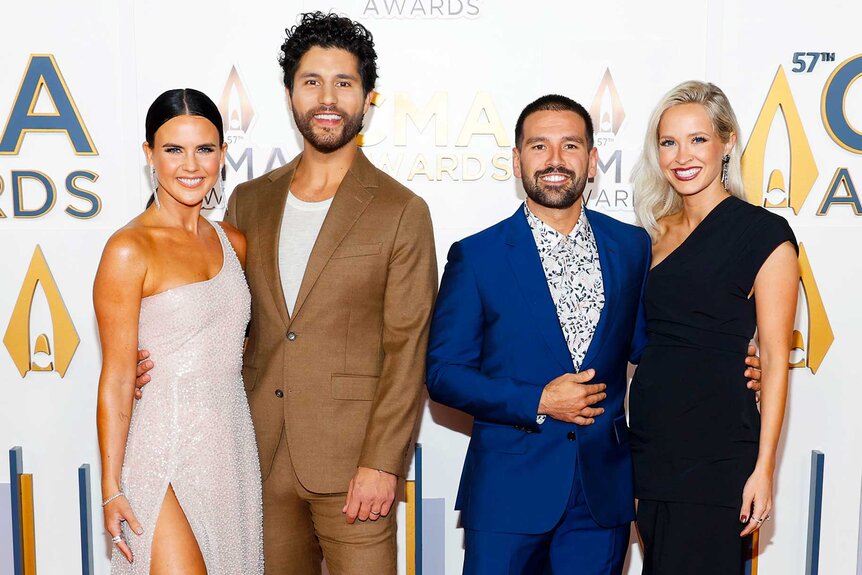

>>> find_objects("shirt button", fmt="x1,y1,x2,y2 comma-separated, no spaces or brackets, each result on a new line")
567,431,577,441
275,389,284,398
286,331,297,341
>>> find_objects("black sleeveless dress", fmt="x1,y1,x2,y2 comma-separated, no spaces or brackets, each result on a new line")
629,196,796,572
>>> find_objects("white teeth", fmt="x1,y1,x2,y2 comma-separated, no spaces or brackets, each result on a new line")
676,168,700,177
541,174,567,182
178,177,203,186
315,114,341,121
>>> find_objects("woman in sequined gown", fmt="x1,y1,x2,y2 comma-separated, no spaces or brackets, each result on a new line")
95,89,263,574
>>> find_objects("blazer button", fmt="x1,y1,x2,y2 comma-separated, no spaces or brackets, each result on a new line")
275,389,284,398
286,331,297,341
567,431,577,441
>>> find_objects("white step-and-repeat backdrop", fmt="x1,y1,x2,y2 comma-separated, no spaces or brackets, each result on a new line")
1,0,860,573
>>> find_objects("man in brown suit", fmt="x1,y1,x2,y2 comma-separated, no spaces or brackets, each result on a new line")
137,11,436,575
230,12,437,574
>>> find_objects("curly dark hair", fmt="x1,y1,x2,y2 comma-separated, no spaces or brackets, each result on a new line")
279,12,378,95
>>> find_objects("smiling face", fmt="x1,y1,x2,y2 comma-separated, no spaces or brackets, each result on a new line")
144,115,225,208
657,103,735,198
288,46,372,154
513,109,598,210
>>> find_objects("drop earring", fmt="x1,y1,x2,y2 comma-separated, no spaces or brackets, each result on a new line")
720,154,730,189
150,167,161,209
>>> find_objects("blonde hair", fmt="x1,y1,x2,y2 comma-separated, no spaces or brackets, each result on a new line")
632,81,746,241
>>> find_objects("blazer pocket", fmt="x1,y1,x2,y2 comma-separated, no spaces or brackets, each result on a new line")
331,243,382,259
331,374,379,401
471,421,528,454
613,414,630,446
242,365,258,392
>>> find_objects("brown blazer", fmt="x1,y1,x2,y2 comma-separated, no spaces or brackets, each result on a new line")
224,149,437,494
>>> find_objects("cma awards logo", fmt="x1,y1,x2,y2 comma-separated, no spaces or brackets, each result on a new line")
738,57,862,373
584,68,631,211
0,54,101,219
209,65,257,209
358,90,513,182
3,246,79,378
212,66,294,208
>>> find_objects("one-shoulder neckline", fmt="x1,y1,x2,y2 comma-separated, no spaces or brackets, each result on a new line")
142,218,227,302
649,195,735,272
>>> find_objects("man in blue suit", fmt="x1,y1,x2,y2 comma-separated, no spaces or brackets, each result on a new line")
426,95,650,574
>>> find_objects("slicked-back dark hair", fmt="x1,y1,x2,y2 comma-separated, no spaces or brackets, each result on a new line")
145,88,224,147
279,11,378,95
515,94,594,150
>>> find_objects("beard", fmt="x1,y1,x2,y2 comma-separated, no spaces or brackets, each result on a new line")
522,165,588,209
292,105,364,153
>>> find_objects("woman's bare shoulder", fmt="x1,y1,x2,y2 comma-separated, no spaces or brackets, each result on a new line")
215,220,247,265
99,216,156,272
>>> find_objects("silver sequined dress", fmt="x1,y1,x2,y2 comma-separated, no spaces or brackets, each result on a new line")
112,220,263,574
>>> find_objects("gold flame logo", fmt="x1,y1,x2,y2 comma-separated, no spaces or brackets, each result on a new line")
742,67,832,373
218,66,255,134
742,66,818,213
589,68,625,136
790,244,834,374
3,245,79,377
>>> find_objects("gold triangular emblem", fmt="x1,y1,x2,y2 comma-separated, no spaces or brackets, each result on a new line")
3,245,79,377
589,68,625,135
797,243,833,374
218,66,255,134
742,66,818,214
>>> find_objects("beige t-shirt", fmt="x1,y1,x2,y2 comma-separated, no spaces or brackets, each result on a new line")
278,191,333,316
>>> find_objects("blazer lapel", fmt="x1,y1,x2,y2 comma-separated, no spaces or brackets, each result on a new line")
580,208,621,369
504,209,574,374
257,159,297,328
288,151,375,324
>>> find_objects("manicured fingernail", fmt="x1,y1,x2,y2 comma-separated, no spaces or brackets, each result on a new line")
740,515,747,523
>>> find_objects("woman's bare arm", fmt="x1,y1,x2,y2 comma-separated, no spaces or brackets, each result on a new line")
94,229,148,560
739,240,798,535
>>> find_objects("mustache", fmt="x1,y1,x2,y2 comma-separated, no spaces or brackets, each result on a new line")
534,166,576,179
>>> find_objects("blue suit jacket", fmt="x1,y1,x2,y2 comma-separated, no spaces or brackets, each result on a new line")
426,206,651,533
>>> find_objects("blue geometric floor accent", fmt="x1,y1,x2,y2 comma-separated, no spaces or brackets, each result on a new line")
421,498,445,575
857,474,862,575
807,450,825,575
8,448,22,575
415,443,423,575
78,464,94,575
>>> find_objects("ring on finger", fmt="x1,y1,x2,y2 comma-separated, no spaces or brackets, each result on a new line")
111,535,123,544
370,510,381,516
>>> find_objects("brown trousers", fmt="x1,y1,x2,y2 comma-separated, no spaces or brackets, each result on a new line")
263,429,397,575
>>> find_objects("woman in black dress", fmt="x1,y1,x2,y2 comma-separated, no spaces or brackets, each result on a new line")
629,81,799,574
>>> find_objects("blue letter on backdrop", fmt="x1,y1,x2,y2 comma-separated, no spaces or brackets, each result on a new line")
0,54,97,155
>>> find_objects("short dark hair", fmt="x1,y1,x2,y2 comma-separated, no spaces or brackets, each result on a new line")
279,12,378,95
515,94,594,150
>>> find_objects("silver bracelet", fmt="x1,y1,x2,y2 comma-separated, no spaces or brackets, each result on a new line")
102,492,125,507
